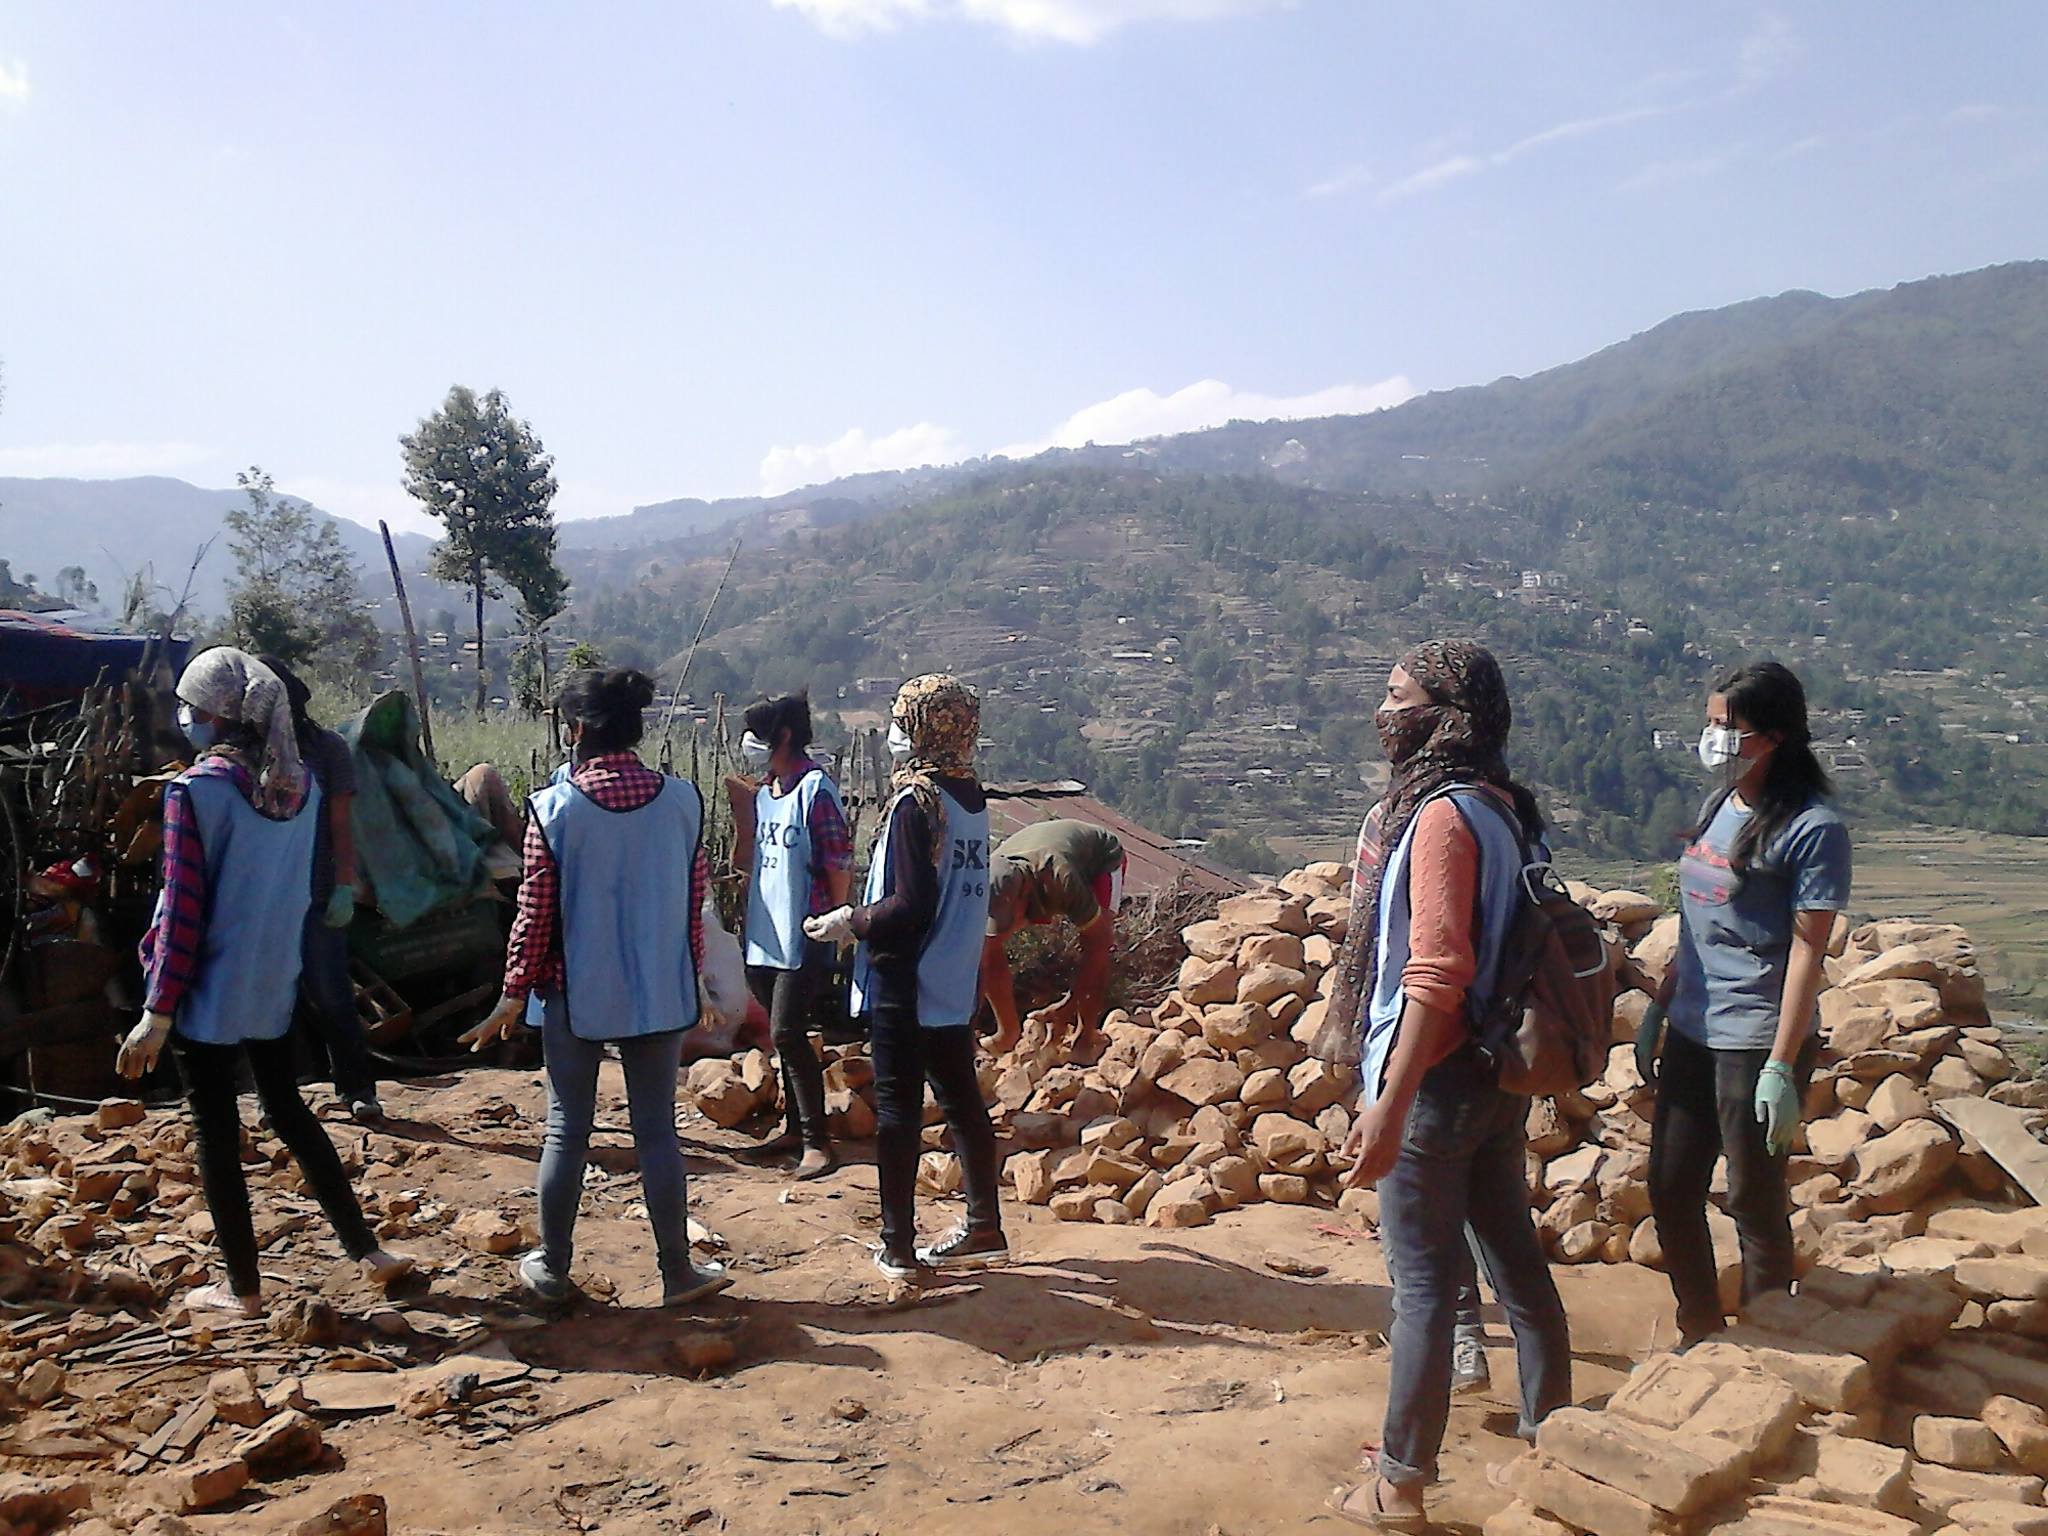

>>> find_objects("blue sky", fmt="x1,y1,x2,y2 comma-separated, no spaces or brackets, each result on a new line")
2,1,2044,534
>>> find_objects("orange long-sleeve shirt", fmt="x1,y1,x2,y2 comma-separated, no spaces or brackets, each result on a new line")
1400,797,1482,1024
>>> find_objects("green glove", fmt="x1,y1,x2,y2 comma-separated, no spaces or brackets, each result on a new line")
1634,1001,1666,1084
1754,1060,1801,1156
324,885,356,929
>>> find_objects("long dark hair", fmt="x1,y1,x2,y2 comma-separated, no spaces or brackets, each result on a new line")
557,668,656,756
256,653,316,752
744,690,813,755
1704,660,1833,875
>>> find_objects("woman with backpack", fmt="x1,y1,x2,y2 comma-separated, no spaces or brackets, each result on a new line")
730,690,852,1179
1327,639,1571,1531
1636,661,1849,1346
463,668,730,1308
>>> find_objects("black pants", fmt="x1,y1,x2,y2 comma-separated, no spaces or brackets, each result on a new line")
747,945,831,1150
1647,1029,1816,1340
299,910,377,1102
173,1032,378,1296
870,1003,1001,1259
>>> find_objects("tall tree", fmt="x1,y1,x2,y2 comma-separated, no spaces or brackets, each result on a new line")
399,386,567,714
223,467,378,674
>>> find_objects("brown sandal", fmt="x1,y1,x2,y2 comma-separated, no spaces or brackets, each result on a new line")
1327,1476,1429,1532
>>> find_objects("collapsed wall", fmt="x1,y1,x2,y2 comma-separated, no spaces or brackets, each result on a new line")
687,864,2046,1255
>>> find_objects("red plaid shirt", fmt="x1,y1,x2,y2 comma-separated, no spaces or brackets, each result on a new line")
141,756,310,1015
776,757,854,915
502,752,710,1000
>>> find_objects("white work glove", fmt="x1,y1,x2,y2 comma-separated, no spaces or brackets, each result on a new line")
117,1011,174,1079
459,995,531,1053
803,905,856,947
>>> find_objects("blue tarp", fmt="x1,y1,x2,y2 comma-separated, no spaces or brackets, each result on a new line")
0,609,193,704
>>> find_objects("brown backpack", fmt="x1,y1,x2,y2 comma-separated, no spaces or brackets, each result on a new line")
1456,792,1617,1096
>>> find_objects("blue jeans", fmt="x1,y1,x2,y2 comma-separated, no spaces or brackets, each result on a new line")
1378,1052,1572,1487
538,1013,692,1290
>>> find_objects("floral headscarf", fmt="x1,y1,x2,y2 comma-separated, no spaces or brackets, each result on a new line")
175,646,307,819
1328,639,1520,1039
890,673,979,864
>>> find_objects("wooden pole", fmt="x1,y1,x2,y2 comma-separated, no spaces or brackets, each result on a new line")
657,534,743,764
379,520,436,766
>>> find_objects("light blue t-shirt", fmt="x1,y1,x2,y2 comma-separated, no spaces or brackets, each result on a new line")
1670,793,1851,1050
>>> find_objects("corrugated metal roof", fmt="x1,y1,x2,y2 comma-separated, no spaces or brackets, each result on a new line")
983,784,1248,898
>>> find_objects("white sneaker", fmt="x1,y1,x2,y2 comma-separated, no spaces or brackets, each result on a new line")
518,1249,572,1304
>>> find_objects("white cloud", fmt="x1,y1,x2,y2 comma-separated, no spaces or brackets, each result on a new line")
1616,151,1735,195
769,0,930,38
1737,14,1800,89
1496,106,1665,163
770,0,1288,45
1947,103,2009,125
1302,163,1372,200
756,375,1414,496
758,422,967,497
1378,154,1484,203
0,440,212,477
1001,376,1416,456
0,57,28,104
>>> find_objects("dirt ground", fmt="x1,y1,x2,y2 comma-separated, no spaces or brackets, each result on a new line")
67,1067,1679,1536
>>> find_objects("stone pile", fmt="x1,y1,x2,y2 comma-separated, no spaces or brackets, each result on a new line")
1533,895,2047,1278
682,866,2045,1246
0,1095,488,1529
1488,1207,2048,1536
687,870,1363,1225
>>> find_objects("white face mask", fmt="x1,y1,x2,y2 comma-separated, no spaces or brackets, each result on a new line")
740,732,773,771
887,722,914,762
1697,724,1747,770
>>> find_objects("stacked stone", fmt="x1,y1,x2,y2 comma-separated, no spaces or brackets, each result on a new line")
991,868,1365,1228
678,864,2043,1248
1527,896,2047,1275
1488,1217,2048,1536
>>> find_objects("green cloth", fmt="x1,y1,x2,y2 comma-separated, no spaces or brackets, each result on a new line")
337,692,496,929
988,818,1124,933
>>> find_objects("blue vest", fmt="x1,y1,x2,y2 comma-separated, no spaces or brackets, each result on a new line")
1360,789,1532,1104
851,785,991,1028
745,767,843,970
174,773,322,1046
529,775,703,1041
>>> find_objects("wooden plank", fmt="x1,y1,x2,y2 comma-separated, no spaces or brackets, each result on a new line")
115,1396,213,1475
1938,1097,2048,1206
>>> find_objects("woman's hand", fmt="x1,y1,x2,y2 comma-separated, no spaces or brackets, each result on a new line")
323,885,356,929
117,1011,174,1079
1634,1000,1666,1084
460,996,529,1053
803,906,856,947
1753,1060,1801,1156
1340,1098,1405,1189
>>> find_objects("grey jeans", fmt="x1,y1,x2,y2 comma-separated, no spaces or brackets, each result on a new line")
538,1013,691,1290
1378,1051,1573,1487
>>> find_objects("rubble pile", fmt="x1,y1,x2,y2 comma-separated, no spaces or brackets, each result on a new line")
1487,1214,2048,1536
682,866,2047,1244
1538,896,2048,1276
0,1096,547,1530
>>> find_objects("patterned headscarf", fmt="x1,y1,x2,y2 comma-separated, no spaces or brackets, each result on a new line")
1330,639,1518,1035
890,673,980,864
175,646,307,819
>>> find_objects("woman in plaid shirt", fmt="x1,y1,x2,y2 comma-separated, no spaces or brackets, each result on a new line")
465,669,725,1308
119,647,411,1316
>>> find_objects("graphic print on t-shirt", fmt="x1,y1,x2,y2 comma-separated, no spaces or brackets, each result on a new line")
1680,832,1734,907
